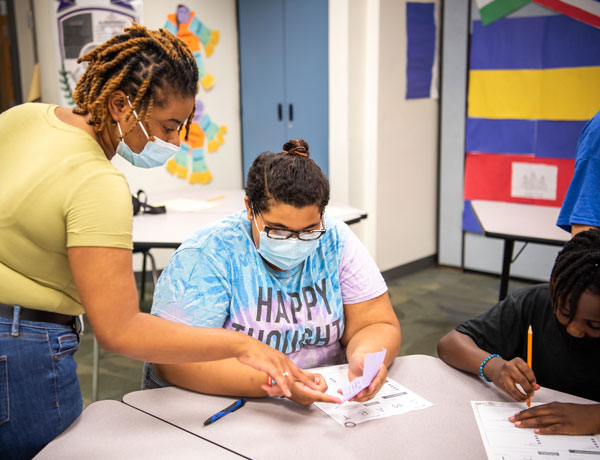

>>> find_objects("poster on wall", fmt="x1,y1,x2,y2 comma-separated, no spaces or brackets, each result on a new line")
462,13,600,233
511,162,558,200
405,2,438,100
163,4,227,185
52,0,142,107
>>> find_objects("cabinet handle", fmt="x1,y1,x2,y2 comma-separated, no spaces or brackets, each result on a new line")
289,104,294,122
277,104,282,121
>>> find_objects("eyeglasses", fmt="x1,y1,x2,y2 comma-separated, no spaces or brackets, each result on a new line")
255,211,326,241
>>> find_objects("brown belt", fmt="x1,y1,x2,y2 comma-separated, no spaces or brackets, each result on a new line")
0,303,75,326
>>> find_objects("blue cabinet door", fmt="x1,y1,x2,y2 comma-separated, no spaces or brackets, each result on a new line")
238,0,287,182
238,0,329,183
284,0,329,178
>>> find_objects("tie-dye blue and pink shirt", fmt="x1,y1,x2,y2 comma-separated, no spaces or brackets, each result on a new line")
151,210,387,368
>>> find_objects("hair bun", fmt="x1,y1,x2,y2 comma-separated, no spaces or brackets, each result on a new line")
282,139,310,157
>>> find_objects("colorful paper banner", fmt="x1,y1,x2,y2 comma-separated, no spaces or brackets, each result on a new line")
470,16,600,70
475,0,530,26
405,2,436,99
466,118,585,158
468,67,600,120
464,153,574,207
532,0,600,29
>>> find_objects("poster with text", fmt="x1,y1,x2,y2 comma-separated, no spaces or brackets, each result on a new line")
53,0,142,107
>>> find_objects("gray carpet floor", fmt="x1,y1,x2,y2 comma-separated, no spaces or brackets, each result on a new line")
75,266,535,407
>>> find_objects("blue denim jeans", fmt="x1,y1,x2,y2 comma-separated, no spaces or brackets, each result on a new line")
142,362,172,390
0,307,82,460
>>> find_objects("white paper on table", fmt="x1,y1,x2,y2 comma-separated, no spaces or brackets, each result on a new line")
471,401,600,460
313,364,433,427
511,162,558,200
161,198,221,213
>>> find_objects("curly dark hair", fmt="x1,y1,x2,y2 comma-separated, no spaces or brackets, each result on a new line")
245,139,330,214
549,228,600,320
72,23,198,140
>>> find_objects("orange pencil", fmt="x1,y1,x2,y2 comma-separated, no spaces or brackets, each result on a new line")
527,325,533,407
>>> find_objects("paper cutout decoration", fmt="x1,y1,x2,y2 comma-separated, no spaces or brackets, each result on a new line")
166,99,228,184
164,5,220,90
475,0,530,26
406,2,436,99
532,0,600,29
164,5,227,185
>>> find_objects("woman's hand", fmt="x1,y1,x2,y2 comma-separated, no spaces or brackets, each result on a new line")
485,357,540,402
236,339,320,398
510,403,600,435
341,354,388,403
262,371,342,406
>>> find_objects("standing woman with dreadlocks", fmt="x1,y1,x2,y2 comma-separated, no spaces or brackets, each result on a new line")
437,229,600,435
0,24,311,458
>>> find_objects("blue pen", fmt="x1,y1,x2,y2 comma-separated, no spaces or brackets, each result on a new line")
203,398,247,426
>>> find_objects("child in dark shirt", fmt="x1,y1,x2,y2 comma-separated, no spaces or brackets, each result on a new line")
438,229,600,435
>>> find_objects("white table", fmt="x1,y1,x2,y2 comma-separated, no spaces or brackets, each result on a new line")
470,200,569,300
33,400,244,459
133,189,367,249
122,355,593,460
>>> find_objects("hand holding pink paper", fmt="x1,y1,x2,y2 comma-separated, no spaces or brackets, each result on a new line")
339,348,387,403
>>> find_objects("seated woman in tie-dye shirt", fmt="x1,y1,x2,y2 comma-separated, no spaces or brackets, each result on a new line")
143,139,402,405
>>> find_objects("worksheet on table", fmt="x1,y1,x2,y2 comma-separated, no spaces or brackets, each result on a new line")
312,363,433,427
471,401,600,460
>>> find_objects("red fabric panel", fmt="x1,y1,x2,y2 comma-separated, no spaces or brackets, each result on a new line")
463,153,575,206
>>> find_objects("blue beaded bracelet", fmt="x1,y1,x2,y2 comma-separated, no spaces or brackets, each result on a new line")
479,354,501,382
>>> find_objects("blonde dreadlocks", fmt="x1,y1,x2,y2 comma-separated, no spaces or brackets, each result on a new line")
72,23,198,140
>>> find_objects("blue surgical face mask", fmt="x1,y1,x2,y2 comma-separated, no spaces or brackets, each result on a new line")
115,97,180,168
253,215,320,271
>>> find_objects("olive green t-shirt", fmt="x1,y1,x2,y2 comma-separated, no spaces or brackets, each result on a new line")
0,103,133,315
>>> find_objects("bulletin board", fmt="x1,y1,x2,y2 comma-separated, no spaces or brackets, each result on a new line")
462,14,600,233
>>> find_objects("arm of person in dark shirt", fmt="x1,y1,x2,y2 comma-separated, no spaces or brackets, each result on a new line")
510,402,600,435
437,330,539,401
572,224,599,237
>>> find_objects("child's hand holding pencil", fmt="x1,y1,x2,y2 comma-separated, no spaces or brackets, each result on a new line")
483,356,540,402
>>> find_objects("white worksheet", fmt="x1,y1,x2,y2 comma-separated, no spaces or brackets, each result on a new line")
312,363,433,427
471,401,600,460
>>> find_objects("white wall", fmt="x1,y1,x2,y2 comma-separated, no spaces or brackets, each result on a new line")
376,0,439,271
330,0,440,271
